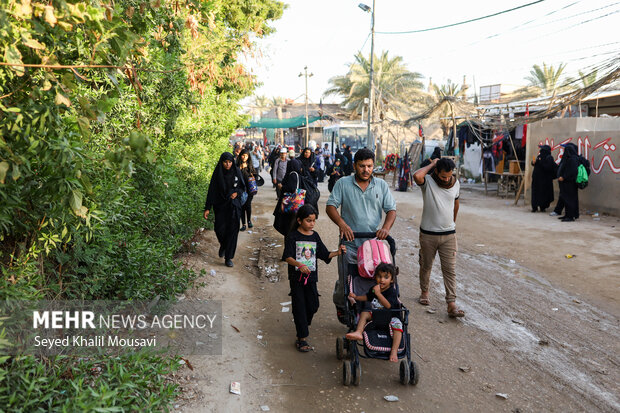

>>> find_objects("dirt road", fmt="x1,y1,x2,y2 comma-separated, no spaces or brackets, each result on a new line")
177,171,619,413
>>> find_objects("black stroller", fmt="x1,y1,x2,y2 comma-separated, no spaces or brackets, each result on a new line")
333,232,419,386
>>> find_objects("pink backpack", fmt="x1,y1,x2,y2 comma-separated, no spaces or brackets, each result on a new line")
357,239,392,279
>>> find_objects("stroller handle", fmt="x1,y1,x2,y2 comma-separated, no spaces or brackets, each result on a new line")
341,232,396,257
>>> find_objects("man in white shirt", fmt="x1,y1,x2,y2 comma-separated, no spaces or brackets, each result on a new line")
252,145,262,171
412,157,465,318
323,143,332,166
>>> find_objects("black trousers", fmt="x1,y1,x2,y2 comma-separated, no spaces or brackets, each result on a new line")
214,205,240,260
241,194,253,225
290,280,319,339
554,181,579,219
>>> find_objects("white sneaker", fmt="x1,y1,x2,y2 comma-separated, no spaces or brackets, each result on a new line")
549,211,559,216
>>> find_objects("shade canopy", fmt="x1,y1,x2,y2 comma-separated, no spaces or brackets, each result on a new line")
248,115,325,129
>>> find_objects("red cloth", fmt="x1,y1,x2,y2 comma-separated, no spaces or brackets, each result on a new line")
522,104,529,148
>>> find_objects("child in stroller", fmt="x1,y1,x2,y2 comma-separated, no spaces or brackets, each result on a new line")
345,263,403,362
335,233,419,386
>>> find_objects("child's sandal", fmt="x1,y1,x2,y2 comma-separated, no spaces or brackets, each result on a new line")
295,340,312,352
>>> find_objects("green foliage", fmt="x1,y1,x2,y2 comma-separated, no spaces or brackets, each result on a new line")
0,352,182,412
525,62,570,96
323,51,424,119
429,79,470,138
578,69,598,88
0,0,284,409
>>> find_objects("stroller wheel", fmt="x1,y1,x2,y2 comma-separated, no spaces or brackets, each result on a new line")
399,360,410,385
410,361,420,385
352,360,361,386
342,361,352,386
336,337,345,360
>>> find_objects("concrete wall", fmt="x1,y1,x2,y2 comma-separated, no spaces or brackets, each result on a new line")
525,117,620,216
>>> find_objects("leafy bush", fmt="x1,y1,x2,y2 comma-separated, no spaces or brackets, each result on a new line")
0,352,182,412
1,0,284,410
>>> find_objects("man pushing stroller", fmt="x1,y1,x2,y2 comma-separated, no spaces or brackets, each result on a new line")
325,148,397,314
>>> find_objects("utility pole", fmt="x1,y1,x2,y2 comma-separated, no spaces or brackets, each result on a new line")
299,66,313,148
368,0,375,150
358,2,375,150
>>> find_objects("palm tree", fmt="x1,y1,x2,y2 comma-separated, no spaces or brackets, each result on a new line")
323,51,424,120
578,69,598,88
525,62,568,96
271,96,285,143
429,79,469,139
251,95,272,118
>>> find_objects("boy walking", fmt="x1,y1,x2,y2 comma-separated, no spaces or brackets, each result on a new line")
412,158,465,318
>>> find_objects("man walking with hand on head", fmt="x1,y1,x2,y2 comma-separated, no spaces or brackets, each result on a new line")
413,157,465,318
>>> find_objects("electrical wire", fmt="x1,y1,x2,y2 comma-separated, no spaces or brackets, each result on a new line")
523,8,620,42
453,2,617,53
376,0,546,35
416,3,620,63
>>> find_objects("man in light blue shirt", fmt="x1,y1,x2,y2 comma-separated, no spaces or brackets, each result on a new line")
326,148,396,314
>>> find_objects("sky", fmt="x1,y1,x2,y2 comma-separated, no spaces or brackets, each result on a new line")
240,0,620,109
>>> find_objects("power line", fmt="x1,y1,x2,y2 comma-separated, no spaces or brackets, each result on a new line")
416,2,619,63
457,2,617,51
376,0,546,35
528,8,620,39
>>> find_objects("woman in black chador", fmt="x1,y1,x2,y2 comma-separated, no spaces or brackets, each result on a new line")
530,145,557,212
273,159,304,237
204,152,246,267
297,148,316,181
552,143,580,222
343,146,354,175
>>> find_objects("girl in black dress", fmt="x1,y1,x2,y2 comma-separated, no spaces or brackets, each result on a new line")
237,149,256,231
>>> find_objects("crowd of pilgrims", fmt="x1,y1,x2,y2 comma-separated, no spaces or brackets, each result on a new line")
203,141,355,267
202,140,589,355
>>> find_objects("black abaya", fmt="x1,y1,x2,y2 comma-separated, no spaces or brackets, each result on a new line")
273,159,304,237
343,147,354,176
204,152,246,260
555,143,580,219
531,146,557,211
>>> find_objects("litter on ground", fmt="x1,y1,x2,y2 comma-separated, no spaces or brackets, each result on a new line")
229,381,241,395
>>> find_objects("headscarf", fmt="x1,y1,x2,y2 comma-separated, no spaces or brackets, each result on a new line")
538,145,552,156
562,143,578,158
557,143,578,178
281,159,303,193
204,152,246,210
536,145,552,162
297,148,315,171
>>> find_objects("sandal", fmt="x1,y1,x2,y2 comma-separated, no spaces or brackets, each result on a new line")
295,340,312,352
448,308,465,318
418,296,430,306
